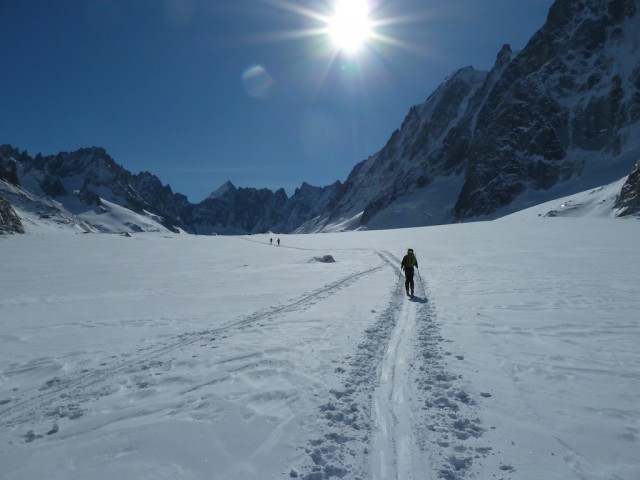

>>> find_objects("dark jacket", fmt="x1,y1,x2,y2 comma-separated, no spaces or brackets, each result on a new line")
401,254,418,271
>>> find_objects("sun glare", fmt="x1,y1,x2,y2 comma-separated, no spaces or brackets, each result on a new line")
327,0,372,54
255,0,426,72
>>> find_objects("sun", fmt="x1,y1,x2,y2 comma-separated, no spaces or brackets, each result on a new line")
327,0,372,54
252,0,423,65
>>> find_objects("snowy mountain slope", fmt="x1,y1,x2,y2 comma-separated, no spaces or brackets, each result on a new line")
72,198,174,234
300,0,640,232
0,146,187,234
4,1,640,235
0,176,172,235
305,66,489,232
1,146,344,236
2,214,639,480
452,0,640,220
505,176,628,219
485,153,640,221
0,177,96,234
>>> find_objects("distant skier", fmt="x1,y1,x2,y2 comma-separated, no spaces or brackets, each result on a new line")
400,248,418,296
270,238,273,245
277,238,280,246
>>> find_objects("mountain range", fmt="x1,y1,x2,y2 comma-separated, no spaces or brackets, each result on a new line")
1,0,639,236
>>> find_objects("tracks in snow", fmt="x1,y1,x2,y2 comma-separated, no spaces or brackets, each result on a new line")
370,251,432,480
369,255,494,480
371,283,426,480
3,247,494,480
294,250,425,479
295,252,492,480
0,256,390,435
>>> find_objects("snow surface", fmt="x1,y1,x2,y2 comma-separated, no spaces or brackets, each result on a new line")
1,201,639,479
503,176,630,221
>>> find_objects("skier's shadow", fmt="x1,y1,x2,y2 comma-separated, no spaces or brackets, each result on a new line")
409,295,428,304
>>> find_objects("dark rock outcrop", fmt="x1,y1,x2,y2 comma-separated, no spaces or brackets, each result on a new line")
614,160,640,216
0,192,24,234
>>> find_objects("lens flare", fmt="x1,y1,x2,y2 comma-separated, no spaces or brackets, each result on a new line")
242,65,274,99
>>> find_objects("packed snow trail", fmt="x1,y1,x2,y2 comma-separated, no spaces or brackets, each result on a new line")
292,250,495,480
371,264,430,480
293,253,445,480
371,292,424,479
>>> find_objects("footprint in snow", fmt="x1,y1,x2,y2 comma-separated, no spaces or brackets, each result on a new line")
24,430,43,443
47,423,59,435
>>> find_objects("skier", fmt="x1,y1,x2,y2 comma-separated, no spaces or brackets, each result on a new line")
400,248,418,296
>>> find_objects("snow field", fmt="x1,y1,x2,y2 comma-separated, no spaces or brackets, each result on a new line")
418,219,640,479
1,215,639,480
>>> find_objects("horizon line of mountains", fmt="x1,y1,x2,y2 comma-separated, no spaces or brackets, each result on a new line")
2,0,640,235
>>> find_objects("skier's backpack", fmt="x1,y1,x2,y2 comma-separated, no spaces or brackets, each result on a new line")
405,250,416,268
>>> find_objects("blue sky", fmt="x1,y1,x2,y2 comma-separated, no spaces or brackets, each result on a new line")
1,0,554,202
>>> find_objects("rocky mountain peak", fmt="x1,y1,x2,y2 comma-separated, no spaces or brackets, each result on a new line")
3,0,640,235
207,181,236,200
495,44,512,68
452,0,640,220
0,156,19,186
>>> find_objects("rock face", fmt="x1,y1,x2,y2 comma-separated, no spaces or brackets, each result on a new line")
0,155,20,186
0,153,24,234
0,145,190,233
185,183,289,235
302,0,640,231
183,180,342,235
0,192,24,234
452,0,640,221
614,160,640,216
311,66,490,231
0,146,342,235
282,181,343,233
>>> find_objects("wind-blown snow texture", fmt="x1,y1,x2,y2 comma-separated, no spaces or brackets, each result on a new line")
1,190,639,479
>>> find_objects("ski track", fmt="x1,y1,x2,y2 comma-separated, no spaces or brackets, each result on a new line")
0,257,388,437
371,273,424,480
2,248,503,480
292,250,403,480
295,252,501,480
